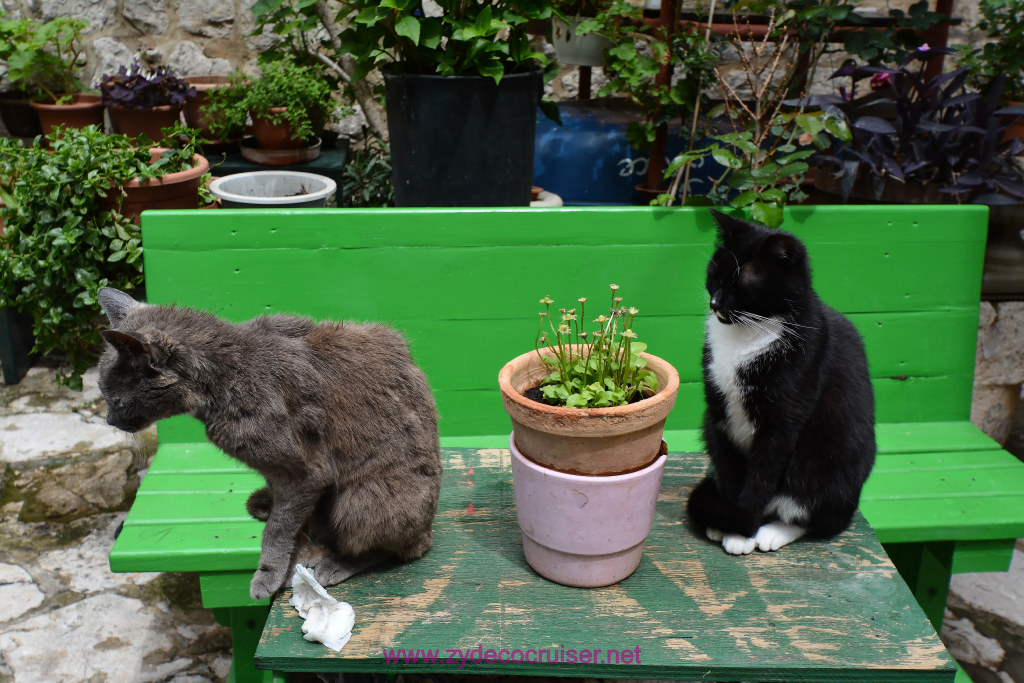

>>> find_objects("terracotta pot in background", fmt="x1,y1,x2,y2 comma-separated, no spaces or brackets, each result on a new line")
251,108,315,150
107,104,183,140
99,150,211,223
29,94,104,135
183,75,229,133
0,93,42,137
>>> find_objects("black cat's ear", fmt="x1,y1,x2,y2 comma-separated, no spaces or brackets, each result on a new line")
709,209,752,244
761,231,806,266
98,287,141,327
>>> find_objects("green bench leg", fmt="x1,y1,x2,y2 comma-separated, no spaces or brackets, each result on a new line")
215,605,275,683
884,541,954,632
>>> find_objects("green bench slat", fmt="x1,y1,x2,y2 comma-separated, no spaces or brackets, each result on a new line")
861,496,1024,544
871,449,1020,474
874,422,1001,453
110,520,263,573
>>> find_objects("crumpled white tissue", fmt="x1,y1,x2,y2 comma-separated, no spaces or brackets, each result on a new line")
289,564,355,652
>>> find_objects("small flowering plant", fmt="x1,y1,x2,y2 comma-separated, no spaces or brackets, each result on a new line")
534,284,658,409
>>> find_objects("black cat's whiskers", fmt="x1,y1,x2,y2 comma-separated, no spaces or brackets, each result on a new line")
732,311,804,352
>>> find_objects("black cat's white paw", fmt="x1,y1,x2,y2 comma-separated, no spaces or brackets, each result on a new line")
754,522,806,552
721,534,757,555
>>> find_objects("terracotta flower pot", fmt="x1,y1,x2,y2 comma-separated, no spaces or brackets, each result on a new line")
511,434,666,587
251,107,315,150
99,149,211,223
183,75,229,133
0,93,42,137
29,94,105,135
498,346,679,476
107,104,183,140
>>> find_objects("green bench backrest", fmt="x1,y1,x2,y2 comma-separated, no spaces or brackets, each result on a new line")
139,205,987,444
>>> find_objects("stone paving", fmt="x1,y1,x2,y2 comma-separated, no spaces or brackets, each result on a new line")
0,361,1021,682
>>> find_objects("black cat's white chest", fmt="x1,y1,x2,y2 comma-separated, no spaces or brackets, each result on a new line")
705,313,784,452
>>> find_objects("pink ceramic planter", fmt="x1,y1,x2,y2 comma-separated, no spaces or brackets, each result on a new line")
510,433,666,588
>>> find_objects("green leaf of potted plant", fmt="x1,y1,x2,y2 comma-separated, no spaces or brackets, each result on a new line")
7,17,105,133
0,124,209,388
550,0,613,67
252,0,556,206
498,285,679,587
199,59,332,164
98,55,197,140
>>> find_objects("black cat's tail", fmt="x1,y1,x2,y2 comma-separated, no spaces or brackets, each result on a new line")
686,476,760,538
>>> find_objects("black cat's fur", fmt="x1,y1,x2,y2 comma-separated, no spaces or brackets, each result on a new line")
686,211,876,555
96,288,442,599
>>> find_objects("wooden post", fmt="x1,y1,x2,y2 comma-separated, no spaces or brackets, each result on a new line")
644,0,678,194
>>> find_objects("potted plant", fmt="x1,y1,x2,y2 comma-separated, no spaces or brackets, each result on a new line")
0,12,43,137
196,71,249,145
182,74,230,142
98,55,197,140
200,59,331,164
0,124,209,388
957,0,1024,144
812,46,1024,205
5,17,105,133
656,10,849,227
208,170,337,208
575,0,719,198
551,0,613,67
498,285,679,587
253,0,556,206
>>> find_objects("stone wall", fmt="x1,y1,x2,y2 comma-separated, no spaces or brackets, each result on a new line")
1,0,989,110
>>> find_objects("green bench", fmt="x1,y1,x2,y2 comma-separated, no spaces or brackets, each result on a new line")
108,205,1024,682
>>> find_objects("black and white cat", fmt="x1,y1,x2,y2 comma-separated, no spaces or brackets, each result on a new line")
687,210,876,555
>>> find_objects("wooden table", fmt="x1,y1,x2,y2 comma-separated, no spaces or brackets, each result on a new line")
256,447,956,681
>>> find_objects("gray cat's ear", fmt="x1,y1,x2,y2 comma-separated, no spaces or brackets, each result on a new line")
98,287,141,327
102,329,149,362
102,329,174,370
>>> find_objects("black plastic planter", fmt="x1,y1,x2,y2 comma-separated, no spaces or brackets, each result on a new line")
384,70,542,207
0,305,36,384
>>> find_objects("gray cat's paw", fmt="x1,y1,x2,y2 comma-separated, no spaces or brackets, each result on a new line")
250,566,287,601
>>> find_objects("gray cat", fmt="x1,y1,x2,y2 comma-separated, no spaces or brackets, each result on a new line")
97,287,442,600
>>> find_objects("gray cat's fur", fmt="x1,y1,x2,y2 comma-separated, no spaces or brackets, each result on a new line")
96,287,442,600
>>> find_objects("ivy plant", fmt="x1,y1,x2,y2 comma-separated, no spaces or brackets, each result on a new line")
0,125,203,389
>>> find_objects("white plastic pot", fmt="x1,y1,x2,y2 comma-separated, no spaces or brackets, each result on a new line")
208,171,336,208
510,432,666,588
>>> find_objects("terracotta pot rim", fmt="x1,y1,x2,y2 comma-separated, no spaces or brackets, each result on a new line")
119,149,210,189
498,346,680,419
29,93,103,111
107,102,183,112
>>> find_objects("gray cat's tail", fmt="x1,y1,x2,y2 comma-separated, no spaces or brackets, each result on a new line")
246,487,273,522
